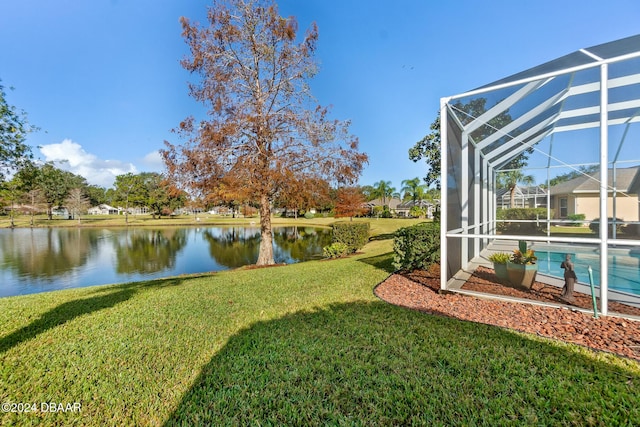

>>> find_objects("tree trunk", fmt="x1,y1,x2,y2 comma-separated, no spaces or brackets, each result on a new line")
509,185,516,208
257,194,275,265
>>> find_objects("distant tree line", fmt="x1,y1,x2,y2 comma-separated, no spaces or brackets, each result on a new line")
0,162,186,224
1,156,442,225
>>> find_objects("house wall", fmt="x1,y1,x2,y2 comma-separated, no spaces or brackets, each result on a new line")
575,194,640,221
551,193,640,221
550,195,577,218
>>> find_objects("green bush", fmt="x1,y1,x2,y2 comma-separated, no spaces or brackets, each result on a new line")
567,213,586,226
322,242,350,259
589,217,624,235
496,208,551,234
392,222,440,271
304,211,315,219
372,206,392,218
409,206,425,218
332,222,370,253
314,212,333,218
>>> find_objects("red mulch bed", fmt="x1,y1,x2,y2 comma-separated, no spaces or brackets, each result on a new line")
375,264,640,361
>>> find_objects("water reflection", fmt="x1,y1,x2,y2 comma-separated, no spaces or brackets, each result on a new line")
0,228,98,279
114,228,188,274
201,226,330,268
0,226,331,297
202,227,262,268
273,227,330,263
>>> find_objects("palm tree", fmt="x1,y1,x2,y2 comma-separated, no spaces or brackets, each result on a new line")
372,180,396,207
400,177,427,204
497,170,535,208
360,185,376,201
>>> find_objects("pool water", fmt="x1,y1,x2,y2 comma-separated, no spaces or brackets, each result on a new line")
534,250,640,296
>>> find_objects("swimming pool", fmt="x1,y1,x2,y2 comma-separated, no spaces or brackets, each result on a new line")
533,248,640,296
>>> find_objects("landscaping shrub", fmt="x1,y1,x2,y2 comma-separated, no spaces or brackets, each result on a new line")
624,223,640,237
496,208,551,234
372,206,392,218
304,211,315,219
409,206,425,218
314,212,333,218
432,209,440,223
567,213,586,226
589,217,624,235
332,222,370,253
380,206,393,218
392,222,440,271
322,242,350,259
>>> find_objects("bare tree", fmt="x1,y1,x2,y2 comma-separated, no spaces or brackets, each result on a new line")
65,188,90,225
23,188,45,227
0,178,22,228
163,0,367,265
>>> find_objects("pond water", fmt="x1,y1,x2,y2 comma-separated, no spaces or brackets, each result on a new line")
0,226,332,298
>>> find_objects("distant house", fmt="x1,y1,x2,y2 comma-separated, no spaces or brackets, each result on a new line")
51,207,70,217
363,197,402,215
174,207,204,215
496,185,547,209
126,206,149,215
88,204,120,215
549,166,640,221
395,200,436,218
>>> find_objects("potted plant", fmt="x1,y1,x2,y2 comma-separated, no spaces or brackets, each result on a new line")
506,241,538,290
488,252,510,280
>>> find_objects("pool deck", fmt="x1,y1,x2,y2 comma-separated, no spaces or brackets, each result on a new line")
446,239,640,321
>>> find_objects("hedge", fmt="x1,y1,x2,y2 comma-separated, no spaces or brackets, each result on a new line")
331,222,370,253
567,213,586,226
392,222,440,271
496,208,551,234
322,242,350,259
589,217,625,235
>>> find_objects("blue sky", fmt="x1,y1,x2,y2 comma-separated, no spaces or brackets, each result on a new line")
1,0,639,190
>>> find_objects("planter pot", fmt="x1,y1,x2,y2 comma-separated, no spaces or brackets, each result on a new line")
493,263,508,281
506,262,538,290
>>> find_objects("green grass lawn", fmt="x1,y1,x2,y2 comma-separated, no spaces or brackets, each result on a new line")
0,213,339,228
0,212,425,231
0,219,638,425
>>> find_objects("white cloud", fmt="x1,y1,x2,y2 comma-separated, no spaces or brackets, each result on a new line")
39,139,137,188
141,150,165,171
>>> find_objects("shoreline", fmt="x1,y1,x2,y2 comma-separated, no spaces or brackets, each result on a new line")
0,214,343,229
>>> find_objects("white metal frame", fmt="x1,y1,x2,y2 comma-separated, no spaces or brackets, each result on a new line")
441,35,640,315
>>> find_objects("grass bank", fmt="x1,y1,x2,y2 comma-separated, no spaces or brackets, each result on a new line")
0,219,638,425
0,213,341,229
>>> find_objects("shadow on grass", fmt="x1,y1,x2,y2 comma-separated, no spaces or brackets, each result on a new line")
165,301,640,426
357,251,395,273
0,276,190,354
